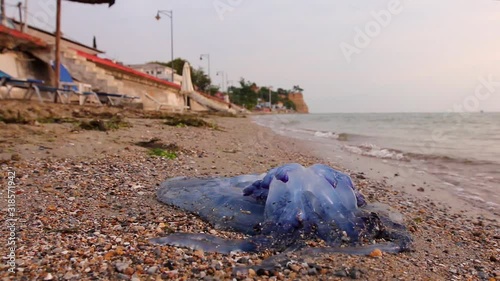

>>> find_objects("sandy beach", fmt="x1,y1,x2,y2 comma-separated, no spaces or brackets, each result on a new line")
0,100,498,281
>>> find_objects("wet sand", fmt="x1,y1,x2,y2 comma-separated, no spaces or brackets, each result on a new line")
0,100,498,280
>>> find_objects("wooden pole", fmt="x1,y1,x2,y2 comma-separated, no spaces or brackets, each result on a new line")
17,3,23,31
1,0,6,25
23,0,28,32
54,0,61,102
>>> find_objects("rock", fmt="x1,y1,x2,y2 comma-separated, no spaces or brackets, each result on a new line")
63,272,76,280
308,268,318,275
369,248,383,258
349,268,362,279
193,249,204,259
115,246,125,255
117,273,131,280
133,226,145,232
115,262,130,273
44,273,54,280
417,187,425,192
237,257,248,264
147,266,158,275
248,268,256,277
256,268,268,276
124,267,135,275
52,248,63,254
288,264,300,272
334,269,347,277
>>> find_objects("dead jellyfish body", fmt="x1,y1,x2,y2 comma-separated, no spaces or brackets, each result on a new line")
150,163,412,255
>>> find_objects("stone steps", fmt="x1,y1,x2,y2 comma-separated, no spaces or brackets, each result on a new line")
60,49,125,93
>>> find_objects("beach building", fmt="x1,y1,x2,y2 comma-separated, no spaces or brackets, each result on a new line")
9,19,103,56
0,18,243,113
128,63,182,85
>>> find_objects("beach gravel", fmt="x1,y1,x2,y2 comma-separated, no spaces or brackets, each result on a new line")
0,101,498,280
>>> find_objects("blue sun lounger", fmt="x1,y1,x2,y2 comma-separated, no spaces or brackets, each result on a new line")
56,63,101,105
96,92,139,106
0,69,71,103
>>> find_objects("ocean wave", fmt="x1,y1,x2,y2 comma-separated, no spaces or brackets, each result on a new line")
405,152,498,166
344,144,408,161
343,143,499,168
314,131,337,138
313,131,350,141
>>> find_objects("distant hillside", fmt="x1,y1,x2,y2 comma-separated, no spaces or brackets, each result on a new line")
288,92,309,113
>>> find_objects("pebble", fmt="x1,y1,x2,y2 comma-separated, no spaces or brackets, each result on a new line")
3,107,499,281
308,268,318,275
248,268,256,277
147,266,158,274
349,268,363,279
63,272,76,280
369,248,383,258
334,269,348,277
288,264,301,272
115,262,130,273
133,225,145,232
117,273,131,280
44,273,54,280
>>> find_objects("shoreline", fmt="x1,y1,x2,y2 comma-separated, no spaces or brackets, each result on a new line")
0,101,498,280
251,115,499,221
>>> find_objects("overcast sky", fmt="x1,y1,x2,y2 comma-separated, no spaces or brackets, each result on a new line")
5,0,500,113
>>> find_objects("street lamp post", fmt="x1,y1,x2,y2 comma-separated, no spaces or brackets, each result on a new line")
199,54,210,81
216,71,225,92
268,86,273,110
155,10,174,83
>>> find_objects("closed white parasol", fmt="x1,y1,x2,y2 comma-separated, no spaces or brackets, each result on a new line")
181,62,194,93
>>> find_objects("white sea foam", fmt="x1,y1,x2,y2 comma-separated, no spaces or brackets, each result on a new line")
314,131,338,138
344,144,407,161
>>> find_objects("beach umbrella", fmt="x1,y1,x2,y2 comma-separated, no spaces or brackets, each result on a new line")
180,62,194,111
181,62,194,93
66,0,115,6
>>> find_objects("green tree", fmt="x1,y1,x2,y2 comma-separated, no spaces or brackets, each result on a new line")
207,85,220,96
284,99,297,110
228,78,258,109
292,85,303,93
191,67,211,92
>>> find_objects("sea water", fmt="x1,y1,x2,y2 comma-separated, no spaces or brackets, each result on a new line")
253,113,500,215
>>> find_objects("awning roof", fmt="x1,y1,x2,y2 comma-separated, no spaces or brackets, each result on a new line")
0,25,48,50
65,0,115,6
